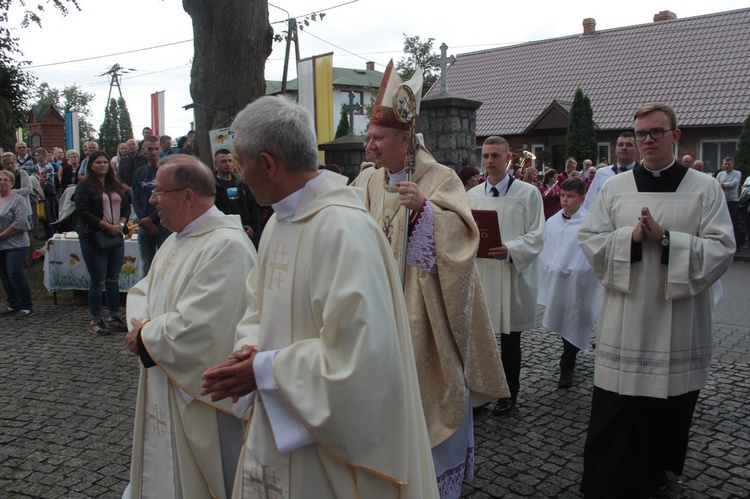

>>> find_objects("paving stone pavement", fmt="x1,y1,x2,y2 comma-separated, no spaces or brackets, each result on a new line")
1,302,748,498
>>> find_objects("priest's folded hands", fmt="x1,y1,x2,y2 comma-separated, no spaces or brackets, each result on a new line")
632,206,666,243
201,345,258,402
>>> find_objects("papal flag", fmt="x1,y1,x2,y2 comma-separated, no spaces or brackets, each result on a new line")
150,91,165,136
297,53,334,146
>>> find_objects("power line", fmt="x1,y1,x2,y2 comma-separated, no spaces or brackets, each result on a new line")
24,40,192,69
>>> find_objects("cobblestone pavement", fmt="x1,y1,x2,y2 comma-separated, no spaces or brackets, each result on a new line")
1,298,749,497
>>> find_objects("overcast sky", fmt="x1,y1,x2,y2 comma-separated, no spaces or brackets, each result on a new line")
8,0,748,142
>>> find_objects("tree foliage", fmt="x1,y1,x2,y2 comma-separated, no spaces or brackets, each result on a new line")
335,108,349,139
117,97,133,143
733,113,750,180
33,82,96,141
272,12,325,43
0,0,79,149
565,87,598,164
396,34,439,97
98,98,120,156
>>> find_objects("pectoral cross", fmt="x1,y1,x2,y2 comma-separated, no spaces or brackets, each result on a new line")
249,464,284,498
268,241,289,290
146,403,168,437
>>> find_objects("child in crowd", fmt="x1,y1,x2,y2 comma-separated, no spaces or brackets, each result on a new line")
537,178,601,388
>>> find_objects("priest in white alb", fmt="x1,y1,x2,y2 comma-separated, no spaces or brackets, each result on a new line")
201,95,439,499
123,155,257,499
578,102,735,497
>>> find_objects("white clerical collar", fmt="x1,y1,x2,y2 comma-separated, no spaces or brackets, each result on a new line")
272,171,326,223
643,159,675,178
485,174,510,196
386,168,407,186
616,161,637,170
177,205,221,237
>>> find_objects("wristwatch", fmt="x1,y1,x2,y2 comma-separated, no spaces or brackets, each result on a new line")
119,222,126,229
660,230,670,247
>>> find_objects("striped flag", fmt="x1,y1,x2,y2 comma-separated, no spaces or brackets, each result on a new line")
151,91,165,136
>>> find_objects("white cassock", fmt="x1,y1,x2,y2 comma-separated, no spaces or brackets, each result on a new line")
537,208,601,350
231,171,438,499
125,208,257,499
467,179,546,334
579,168,734,398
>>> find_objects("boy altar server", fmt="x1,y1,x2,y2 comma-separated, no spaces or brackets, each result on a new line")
537,178,600,388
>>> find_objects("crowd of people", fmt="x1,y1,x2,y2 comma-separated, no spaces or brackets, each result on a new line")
0,74,743,498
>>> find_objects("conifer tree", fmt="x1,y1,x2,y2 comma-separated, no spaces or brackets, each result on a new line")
565,87,598,164
734,113,750,179
98,98,120,156
335,108,349,138
117,97,134,143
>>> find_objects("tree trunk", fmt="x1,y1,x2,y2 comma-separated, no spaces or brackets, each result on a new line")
183,0,273,166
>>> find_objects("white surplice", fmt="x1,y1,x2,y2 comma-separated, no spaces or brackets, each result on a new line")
579,168,734,398
537,208,601,351
467,179,546,334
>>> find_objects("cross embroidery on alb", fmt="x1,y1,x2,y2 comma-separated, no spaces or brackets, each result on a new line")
145,403,168,437
268,241,289,290
249,464,284,498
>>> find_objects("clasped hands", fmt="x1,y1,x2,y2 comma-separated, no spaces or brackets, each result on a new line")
201,345,259,402
632,207,666,243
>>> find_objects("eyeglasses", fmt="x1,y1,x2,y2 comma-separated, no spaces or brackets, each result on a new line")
150,187,186,198
634,128,674,141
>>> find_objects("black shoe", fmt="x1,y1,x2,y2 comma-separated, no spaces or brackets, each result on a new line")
493,398,516,414
558,370,573,389
90,319,111,336
15,309,34,319
108,315,128,332
0,306,19,317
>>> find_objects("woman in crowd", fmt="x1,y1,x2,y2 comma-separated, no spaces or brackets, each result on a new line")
110,142,127,172
539,168,562,219
0,170,34,319
522,167,540,187
74,151,130,336
58,150,78,189
2,152,32,205
458,165,481,191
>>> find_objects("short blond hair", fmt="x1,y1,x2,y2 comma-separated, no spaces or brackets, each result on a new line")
634,102,678,129
0,170,15,183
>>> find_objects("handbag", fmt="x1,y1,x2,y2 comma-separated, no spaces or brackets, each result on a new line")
93,230,124,251
92,192,124,251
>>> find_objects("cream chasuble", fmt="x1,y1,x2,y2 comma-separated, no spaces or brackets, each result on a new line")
359,148,508,448
232,171,438,499
579,168,734,398
467,179,546,335
537,208,601,351
126,212,257,499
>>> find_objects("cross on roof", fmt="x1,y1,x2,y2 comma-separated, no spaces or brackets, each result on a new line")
432,43,456,94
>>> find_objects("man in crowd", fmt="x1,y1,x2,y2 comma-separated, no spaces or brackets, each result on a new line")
201,95,438,498
159,135,174,158
579,102,734,497
681,154,694,168
117,138,147,198
558,157,578,182
693,159,705,172
583,132,638,210
212,148,261,248
137,126,152,153
34,147,56,236
132,136,171,275
124,154,256,499
716,156,742,249
179,130,199,157
357,61,508,495
15,141,36,176
467,136,546,413
77,141,98,180
585,165,597,192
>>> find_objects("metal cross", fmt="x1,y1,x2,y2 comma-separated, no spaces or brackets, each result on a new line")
342,91,362,135
432,43,456,94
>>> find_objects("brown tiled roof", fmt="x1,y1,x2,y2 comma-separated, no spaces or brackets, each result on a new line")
428,8,750,137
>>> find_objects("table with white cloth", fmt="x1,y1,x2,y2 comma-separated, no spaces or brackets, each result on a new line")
43,236,142,303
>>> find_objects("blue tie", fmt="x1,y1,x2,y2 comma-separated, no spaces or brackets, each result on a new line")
490,186,499,197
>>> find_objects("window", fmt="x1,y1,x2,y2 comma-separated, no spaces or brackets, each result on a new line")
597,142,611,165
700,140,738,173
531,144,545,171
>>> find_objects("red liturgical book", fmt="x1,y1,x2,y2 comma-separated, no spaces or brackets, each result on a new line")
472,210,502,259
